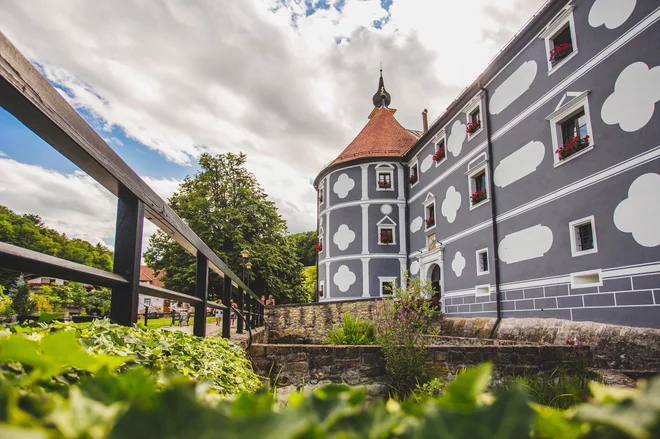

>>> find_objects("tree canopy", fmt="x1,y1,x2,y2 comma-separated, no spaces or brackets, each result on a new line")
144,152,307,304
0,205,113,288
287,230,318,267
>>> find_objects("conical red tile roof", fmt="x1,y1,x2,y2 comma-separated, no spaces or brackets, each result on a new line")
328,108,418,167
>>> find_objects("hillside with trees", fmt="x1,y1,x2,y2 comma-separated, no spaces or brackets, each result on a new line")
0,205,113,288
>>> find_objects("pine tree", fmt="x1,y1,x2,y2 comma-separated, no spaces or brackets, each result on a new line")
7,275,35,316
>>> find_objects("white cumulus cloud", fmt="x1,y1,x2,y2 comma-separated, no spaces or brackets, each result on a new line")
333,224,356,251
451,251,466,277
333,173,355,199
614,173,660,247
333,264,356,293
441,186,462,223
446,120,466,157
601,62,660,132
589,0,637,29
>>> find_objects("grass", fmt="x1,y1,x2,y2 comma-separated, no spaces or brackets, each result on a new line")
73,316,216,330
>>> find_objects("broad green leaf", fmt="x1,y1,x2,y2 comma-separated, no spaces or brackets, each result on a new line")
440,363,493,410
47,387,124,439
0,424,48,439
0,335,55,374
532,403,583,439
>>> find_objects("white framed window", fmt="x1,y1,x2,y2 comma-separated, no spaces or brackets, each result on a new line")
466,153,489,210
144,298,151,306
318,182,324,205
379,277,397,296
464,95,483,140
316,228,324,255
546,91,594,166
422,193,436,231
407,160,419,187
475,284,490,296
476,248,489,275
569,215,598,257
318,280,325,298
433,131,447,167
376,164,394,191
540,5,578,75
378,225,396,245
570,269,602,289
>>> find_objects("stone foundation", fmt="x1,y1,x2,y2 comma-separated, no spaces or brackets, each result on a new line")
248,343,592,390
266,301,660,371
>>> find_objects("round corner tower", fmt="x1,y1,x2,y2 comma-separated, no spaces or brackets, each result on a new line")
313,71,420,302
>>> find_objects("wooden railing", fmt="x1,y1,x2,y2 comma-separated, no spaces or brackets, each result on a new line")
0,32,263,338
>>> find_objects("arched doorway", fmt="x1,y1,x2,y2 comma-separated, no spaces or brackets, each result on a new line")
430,264,441,296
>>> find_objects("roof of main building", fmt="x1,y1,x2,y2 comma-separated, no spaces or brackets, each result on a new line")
327,106,419,168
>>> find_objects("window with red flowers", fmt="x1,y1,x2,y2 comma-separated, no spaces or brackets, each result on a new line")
433,138,446,163
467,154,490,209
541,6,578,73
548,92,594,165
318,183,324,204
378,226,395,245
407,162,419,186
550,25,573,66
376,167,393,190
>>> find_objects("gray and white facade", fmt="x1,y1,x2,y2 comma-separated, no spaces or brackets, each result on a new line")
315,0,660,329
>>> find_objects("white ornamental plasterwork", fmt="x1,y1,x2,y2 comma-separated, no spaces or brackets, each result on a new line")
333,265,356,292
333,173,355,199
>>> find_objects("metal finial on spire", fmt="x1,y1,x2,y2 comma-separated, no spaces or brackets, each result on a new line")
372,63,391,108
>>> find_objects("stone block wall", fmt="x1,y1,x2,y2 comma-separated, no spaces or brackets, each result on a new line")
265,298,382,344
248,343,591,390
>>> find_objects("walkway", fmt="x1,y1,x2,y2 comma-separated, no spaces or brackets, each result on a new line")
161,322,253,345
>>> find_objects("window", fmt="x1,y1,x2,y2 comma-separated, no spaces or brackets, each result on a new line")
379,277,397,296
144,298,151,306
433,133,447,166
423,193,436,230
569,216,598,257
466,154,489,209
318,182,324,205
476,248,489,275
475,284,490,296
376,165,394,191
378,226,395,245
464,95,483,139
407,161,419,186
570,269,602,289
540,5,578,74
318,281,324,298
547,91,594,165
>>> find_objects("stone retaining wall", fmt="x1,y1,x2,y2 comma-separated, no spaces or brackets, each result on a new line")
248,343,591,389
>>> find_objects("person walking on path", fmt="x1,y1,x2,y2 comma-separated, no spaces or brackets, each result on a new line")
230,298,238,327
265,295,276,306
214,300,223,326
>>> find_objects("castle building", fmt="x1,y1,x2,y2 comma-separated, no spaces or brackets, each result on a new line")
314,0,660,329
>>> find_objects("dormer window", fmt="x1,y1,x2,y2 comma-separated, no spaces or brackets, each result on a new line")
376,165,394,191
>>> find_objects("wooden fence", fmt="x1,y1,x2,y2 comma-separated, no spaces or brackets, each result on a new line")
0,31,263,338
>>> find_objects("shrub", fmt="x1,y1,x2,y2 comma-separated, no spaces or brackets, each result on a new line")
0,358,658,438
375,275,438,397
324,313,376,345
6,275,35,316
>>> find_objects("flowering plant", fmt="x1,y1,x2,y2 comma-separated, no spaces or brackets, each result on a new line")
407,174,418,185
380,230,393,244
549,43,572,65
314,242,323,253
555,135,590,160
425,216,435,227
470,189,487,204
378,180,392,189
466,120,481,134
374,274,439,397
432,146,445,162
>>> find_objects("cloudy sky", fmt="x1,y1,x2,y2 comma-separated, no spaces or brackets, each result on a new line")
0,0,545,251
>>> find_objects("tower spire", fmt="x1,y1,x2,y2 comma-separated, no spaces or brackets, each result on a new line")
372,63,391,108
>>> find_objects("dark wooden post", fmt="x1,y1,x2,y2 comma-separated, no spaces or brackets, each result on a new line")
259,302,264,327
237,287,244,334
250,296,256,327
222,275,232,338
193,252,208,337
245,294,252,331
111,186,144,326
